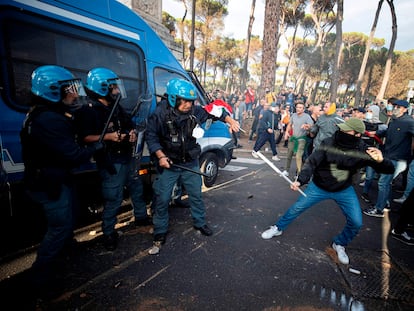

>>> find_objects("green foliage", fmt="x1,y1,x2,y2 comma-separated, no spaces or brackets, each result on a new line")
162,11,176,35
161,1,414,99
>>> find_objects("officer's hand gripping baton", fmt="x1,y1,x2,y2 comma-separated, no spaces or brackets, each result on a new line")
256,151,307,197
169,162,211,178
98,93,122,143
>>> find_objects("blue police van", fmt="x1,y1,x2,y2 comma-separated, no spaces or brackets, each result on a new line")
0,0,234,253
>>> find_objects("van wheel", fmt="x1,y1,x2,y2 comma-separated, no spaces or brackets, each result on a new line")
200,152,218,188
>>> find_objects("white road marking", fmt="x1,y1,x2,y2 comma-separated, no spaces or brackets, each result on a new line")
221,165,248,171
222,157,264,172
231,158,264,165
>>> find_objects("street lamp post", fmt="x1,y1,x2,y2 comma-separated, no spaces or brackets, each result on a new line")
189,0,196,72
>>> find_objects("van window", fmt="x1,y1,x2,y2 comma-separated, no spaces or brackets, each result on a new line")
153,68,208,107
1,15,146,113
153,68,187,101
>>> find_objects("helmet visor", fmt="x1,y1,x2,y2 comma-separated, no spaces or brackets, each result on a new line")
61,79,86,97
107,78,127,99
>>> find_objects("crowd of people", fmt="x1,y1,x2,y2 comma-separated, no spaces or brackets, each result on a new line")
217,85,414,265
21,67,413,299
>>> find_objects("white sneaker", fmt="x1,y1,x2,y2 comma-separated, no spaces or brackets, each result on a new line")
261,225,283,239
332,243,349,265
272,155,281,161
393,196,407,204
251,150,259,158
281,170,289,177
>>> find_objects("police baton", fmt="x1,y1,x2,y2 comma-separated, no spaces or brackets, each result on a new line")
170,162,211,178
255,151,307,197
98,93,122,143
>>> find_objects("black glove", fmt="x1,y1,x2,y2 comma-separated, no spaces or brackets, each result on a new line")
92,141,105,152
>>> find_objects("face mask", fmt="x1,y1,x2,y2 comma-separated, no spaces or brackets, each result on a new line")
365,112,373,120
335,130,361,149
392,108,403,118
386,105,393,111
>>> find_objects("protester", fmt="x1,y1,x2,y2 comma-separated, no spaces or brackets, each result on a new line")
146,78,239,247
390,189,414,245
393,159,414,204
251,99,281,161
245,85,256,118
76,67,151,251
309,102,343,150
282,101,313,177
364,100,414,218
265,87,276,105
261,118,394,265
248,99,264,142
21,65,103,294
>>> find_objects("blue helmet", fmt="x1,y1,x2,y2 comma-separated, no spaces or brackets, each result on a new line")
31,65,85,103
86,67,126,99
166,78,197,107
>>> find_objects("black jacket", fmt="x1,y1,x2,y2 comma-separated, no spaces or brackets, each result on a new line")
146,100,227,164
382,114,414,161
21,102,96,198
75,98,134,164
298,131,395,192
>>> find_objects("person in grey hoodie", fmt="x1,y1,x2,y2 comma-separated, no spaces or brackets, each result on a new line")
308,102,343,150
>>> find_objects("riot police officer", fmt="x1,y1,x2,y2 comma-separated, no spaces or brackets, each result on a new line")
21,65,102,293
76,67,150,251
146,78,240,248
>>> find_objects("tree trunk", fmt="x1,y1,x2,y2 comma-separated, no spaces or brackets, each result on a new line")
282,23,299,87
260,0,281,92
355,0,384,106
241,0,256,91
329,0,343,103
376,0,397,101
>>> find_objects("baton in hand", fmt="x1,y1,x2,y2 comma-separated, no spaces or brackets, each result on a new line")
256,151,307,197
170,162,211,178
98,93,122,143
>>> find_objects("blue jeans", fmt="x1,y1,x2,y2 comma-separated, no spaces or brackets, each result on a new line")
402,160,414,198
375,160,407,212
363,165,376,194
100,160,147,236
253,130,278,156
152,160,206,235
28,184,74,267
275,181,362,246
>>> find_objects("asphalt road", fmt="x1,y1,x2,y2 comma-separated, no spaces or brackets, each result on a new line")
1,143,413,310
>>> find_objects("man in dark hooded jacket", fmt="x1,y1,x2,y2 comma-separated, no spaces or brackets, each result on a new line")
261,118,394,265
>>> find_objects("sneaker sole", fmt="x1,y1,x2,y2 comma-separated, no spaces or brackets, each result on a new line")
363,211,384,218
391,234,414,246
261,231,282,239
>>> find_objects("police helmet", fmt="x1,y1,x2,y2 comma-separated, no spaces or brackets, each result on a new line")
166,78,197,107
86,67,126,99
31,65,85,103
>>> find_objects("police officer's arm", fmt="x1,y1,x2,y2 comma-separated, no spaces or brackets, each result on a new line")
83,132,124,144
224,114,240,132
146,110,171,168
196,105,240,133
76,108,126,144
